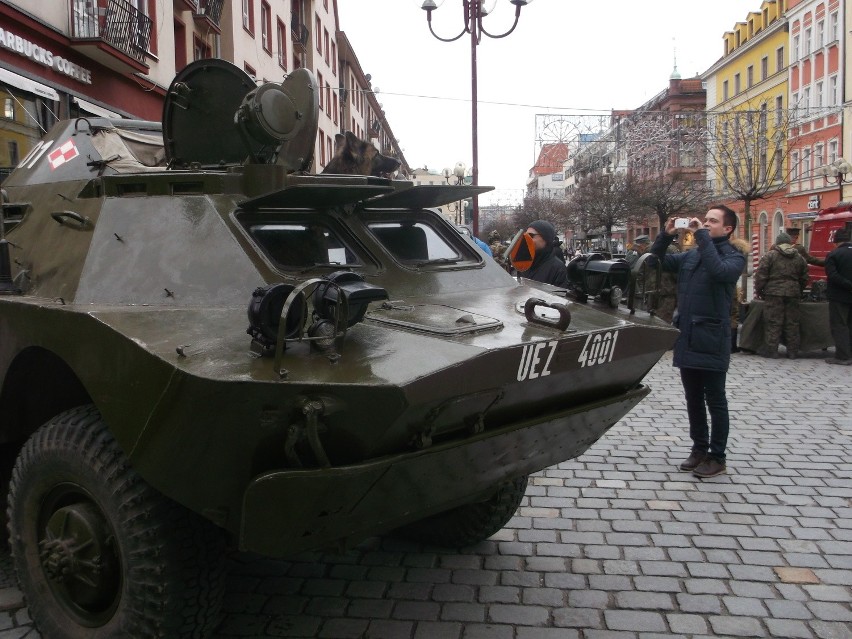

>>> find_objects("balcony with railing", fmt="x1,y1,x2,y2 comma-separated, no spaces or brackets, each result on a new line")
193,0,225,34
70,0,152,73
290,14,309,51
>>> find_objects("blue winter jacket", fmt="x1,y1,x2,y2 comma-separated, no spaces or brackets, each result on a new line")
650,229,745,372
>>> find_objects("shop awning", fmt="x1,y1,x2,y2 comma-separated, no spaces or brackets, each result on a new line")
0,67,59,101
73,96,121,119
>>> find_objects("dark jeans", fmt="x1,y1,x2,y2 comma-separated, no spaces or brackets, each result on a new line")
828,300,852,360
680,367,730,462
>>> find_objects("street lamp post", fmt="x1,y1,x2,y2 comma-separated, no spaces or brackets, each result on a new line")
443,162,468,226
421,0,532,238
816,158,852,200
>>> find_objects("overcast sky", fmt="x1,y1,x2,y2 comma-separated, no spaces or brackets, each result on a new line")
336,0,755,206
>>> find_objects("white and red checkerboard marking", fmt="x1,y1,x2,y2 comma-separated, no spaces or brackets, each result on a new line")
47,139,79,170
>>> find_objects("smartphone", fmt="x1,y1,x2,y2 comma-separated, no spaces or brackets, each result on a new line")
674,218,690,229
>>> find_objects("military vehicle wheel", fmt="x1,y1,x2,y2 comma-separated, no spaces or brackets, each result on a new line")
8,405,226,639
394,475,528,547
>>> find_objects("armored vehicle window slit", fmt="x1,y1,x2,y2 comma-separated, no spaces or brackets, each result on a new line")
366,221,469,265
240,220,361,270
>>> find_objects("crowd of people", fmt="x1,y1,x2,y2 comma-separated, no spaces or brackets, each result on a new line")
477,211,851,477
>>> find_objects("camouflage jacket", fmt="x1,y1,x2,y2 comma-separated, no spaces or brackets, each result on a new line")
754,243,808,298
794,243,825,267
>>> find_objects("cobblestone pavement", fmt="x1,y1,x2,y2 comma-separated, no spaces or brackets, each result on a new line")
0,349,849,638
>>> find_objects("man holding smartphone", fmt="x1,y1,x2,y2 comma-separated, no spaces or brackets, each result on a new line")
649,207,746,478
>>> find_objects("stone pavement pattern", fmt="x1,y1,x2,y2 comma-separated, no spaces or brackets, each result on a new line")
0,350,849,638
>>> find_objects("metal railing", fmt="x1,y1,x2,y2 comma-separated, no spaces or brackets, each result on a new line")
70,0,152,63
290,15,309,48
196,0,224,26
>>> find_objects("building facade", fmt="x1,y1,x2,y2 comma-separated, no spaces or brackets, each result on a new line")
0,0,407,179
702,0,790,253
785,0,845,238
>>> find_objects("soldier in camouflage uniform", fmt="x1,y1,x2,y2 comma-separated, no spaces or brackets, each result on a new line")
786,227,825,267
754,232,809,359
654,243,681,323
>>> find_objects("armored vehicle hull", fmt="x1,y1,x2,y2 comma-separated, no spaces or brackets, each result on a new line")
0,60,677,638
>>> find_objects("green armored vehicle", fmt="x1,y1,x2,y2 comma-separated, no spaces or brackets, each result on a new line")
0,60,676,638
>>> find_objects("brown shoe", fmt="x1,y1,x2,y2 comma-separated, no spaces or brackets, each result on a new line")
826,358,852,366
679,451,707,471
693,457,726,478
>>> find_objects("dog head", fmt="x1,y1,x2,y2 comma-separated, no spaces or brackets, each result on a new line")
322,131,401,177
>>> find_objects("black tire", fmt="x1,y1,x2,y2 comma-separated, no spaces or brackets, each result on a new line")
7,405,226,639
394,475,528,547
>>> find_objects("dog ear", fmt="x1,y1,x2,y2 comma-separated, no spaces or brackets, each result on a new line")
344,131,360,149
332,133,347,155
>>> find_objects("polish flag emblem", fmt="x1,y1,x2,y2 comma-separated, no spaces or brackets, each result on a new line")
48,140,80,170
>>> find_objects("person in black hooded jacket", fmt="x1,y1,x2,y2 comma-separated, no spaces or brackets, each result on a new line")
523,220,568,287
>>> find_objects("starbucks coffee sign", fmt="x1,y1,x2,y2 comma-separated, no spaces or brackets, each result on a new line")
0,27,92,84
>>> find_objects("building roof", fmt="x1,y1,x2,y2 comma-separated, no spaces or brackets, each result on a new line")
530,142,568,176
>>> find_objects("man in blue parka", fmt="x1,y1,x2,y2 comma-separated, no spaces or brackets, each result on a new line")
650,206,745,478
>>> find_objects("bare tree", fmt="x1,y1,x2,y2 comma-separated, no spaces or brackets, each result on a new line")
700,104,797,228
515,195,571,233
632,170,714,232
698,102,803,289
619,109,714,232
567,171,637,249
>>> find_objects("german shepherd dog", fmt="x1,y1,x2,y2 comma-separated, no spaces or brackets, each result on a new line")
322,131,400,177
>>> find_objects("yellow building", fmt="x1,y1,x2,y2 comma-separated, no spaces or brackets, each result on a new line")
702,0,789,250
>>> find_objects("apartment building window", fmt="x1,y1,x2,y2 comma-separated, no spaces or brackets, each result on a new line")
318,131,325,166
326,136,332,166
331,42,337,75
277,19,287,70
830,12,839,41
747,65,754,88
830,75,838,106
817,20,824,48
324,29,329,65
803,87,810,114
317,72,324,110
816,81,823,110
325,82,331,117
244,63,256,82
775,142,783,180
815,143,824,170
775,95,783,125
829,139,838,164
3,98,12,120
792,91,799,114
793,35,800,61
761,56,768,80
315,15,322,52
7,141,18,166
333,93,338,124
804,28,811,55
791,151,799,180
734,73,741,94
242,0,254,34
193,35,211,60
803,148,811,177
723,80,729,100
261,2,271,53
776,46,784,72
